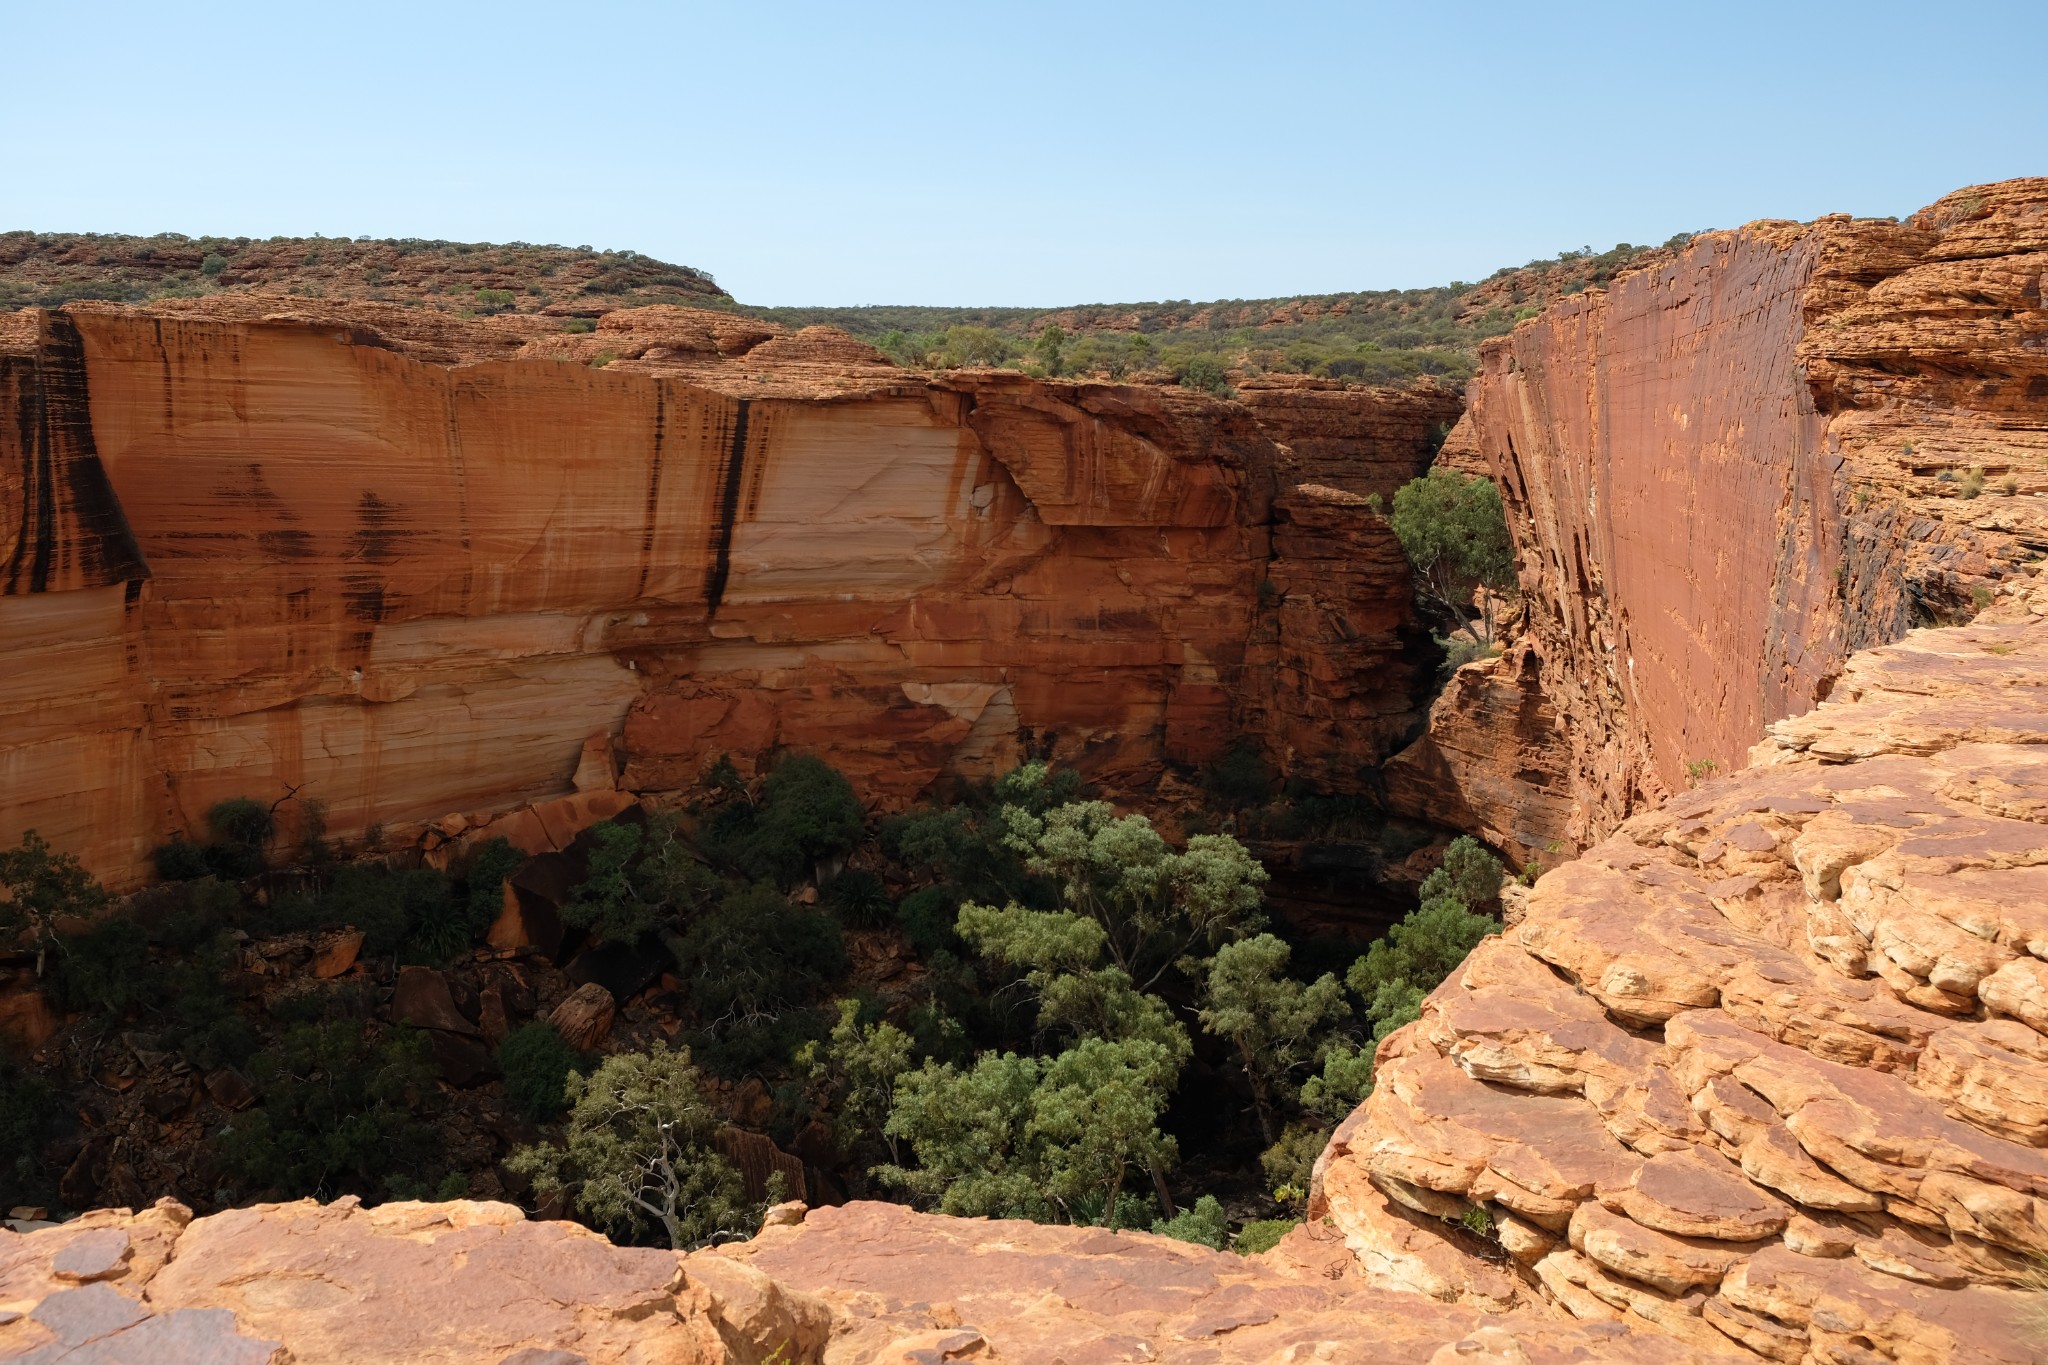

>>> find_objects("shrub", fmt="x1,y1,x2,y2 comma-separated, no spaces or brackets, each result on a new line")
755,755,866,881
1960,466,1986,500
897,885,962,957
48,918,152,1018
1152,1193,1228,1249
671,883,846,1024
499,1022,580,1121
219,1022,439,1199
311,864,455,956
1178,353,1231,396
152,836,211,882
826,869,891,929
562,318,595,333
203,797,274,878
200,253,227,277
461,837,523,921
1234,1217,1297,1255
1415,837,1504,911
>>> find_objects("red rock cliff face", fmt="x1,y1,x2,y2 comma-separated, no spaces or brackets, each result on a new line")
0,301,1451,886
1393,178,2048,855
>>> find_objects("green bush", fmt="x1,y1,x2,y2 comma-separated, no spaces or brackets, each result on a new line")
152,836,211,882
755,755,866,882
671,883,847,1024
48,919,152,1018
1178,353,1231,395
202,797,274,878
1152,1193,1228,1249
499,1022,580,1121
200,253,227,277
306,864,457,956
826,869,891,928
563,822,657,943
1234,1218,1297,1255
1416,836,1504,911
219,1022,439,1199
896,885,962,957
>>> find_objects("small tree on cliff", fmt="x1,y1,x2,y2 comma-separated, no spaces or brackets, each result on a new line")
1388,470,1516,645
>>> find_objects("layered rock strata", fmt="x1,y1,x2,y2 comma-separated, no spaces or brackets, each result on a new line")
1395,177,2048,854
1320,575,2048,1363
0,1194,1732,1363
0,300,1448,888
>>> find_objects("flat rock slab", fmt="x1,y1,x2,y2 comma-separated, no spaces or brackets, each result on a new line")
705,1200,1716,1363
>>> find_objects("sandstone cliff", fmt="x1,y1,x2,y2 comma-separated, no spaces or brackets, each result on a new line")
0,300,1453,888
1389,177,2048,858
1318,571,2048,1363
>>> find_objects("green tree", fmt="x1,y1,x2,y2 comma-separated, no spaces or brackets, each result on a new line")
877,1033,1180,1225
1198,934,1351,1144
1388,470,1516,645
1418,835,1505,910
564,822,654,942
1002,800,1266,990
507,1044,752,1249
1346,838,1504,1039
799,998,914,1165
956,903,1189,1058
1033,323,1068,376
0,830,109,977
703,755,865,887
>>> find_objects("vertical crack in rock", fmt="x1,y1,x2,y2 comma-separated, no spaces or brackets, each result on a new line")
703,396,750,616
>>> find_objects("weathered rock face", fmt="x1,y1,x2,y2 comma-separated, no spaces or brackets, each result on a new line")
0,1194,1732,1363
1399,178,2048,854
0,300,1446,887
1320,575,2048,1363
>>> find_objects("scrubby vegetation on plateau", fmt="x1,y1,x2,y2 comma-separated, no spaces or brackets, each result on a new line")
0,750,1509,1254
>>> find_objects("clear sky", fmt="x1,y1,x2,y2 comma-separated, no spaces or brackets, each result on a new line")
6,1,2042,306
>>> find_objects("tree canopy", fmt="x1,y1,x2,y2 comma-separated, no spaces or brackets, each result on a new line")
1388,470,1516,645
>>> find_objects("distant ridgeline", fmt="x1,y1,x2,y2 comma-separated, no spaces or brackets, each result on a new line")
0,229,1687,389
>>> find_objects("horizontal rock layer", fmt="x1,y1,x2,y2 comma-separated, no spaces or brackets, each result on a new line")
1321,576,2048,1363
0,302,1456,886
0,1194,1736,1363
1395,177,2048,855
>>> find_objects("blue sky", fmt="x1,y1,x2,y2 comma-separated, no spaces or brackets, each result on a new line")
5,1,2041,306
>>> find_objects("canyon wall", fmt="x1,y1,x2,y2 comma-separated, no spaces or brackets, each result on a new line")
0,301,1454,887
1391,178,2048,857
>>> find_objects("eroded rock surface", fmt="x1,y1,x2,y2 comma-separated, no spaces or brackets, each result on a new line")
1397,177,2048,853
1322,589,2048,1362
1,301,1447,887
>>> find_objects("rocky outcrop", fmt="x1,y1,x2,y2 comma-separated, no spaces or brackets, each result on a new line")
1398,177,2048,854
0,300,1446,887
1318,573,2048,1362
0,1194,1726,1363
